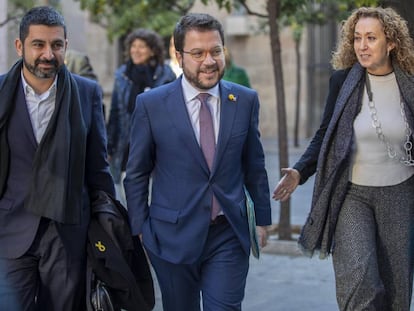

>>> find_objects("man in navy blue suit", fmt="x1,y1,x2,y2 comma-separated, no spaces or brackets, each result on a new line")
124,13,271,311
0,6,114,310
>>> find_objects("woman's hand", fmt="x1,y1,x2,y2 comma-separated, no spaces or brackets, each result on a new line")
272,168,301,202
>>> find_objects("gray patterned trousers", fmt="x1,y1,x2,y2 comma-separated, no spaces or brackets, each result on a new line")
332,175,414,311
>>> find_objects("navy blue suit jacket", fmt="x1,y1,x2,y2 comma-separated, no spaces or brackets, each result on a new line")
124,78,271,264
0,73,115,259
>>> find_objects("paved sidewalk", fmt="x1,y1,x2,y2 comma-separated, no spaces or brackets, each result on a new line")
150,138,414,310
152,252,338,311
243,252,337,310
151,138,334,311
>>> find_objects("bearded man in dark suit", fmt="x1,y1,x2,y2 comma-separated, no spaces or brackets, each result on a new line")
0,6,114,310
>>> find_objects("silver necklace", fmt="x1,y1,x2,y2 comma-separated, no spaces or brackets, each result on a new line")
365,72,414,166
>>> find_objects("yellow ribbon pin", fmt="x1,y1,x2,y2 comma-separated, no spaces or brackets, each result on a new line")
95,241,106,252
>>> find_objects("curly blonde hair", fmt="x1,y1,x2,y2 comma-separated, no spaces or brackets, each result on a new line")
331,6,414,74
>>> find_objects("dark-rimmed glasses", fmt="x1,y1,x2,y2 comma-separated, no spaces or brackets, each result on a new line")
181,47,224,62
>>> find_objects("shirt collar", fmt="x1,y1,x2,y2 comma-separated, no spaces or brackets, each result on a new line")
181,75,220,102
21,71,58,99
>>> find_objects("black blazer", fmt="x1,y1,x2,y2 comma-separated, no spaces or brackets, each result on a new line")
293,69,351,184
0,74,115,259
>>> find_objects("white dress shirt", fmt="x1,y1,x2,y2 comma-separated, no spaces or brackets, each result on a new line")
21,72,57,144
181,75,220,144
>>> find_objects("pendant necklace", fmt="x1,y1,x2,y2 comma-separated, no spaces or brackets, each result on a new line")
365,71,414,166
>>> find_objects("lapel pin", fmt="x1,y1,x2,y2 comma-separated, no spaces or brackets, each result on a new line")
228,94,237,102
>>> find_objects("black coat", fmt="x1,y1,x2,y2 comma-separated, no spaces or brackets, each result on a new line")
87,191,154,311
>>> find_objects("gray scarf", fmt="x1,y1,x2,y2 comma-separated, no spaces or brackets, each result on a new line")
0,60,87,224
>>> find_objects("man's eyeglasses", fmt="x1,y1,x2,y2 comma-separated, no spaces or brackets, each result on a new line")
181,47,224,62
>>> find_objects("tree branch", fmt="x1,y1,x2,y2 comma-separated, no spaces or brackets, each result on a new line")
170,0,196,14
0,13,24,28
237,0,269,19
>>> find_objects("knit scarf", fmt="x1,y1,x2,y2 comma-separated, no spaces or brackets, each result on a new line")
0,60,86,224
298,63,365,258
125,60,155,114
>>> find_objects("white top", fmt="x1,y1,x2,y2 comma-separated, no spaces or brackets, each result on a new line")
350,72,414,186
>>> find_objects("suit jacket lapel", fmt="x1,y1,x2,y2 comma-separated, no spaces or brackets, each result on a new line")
212,82,237,174
15,83,38,148
164,79,210,174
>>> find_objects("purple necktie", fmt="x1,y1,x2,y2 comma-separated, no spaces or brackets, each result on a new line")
197,93,220,220
198,93,215,169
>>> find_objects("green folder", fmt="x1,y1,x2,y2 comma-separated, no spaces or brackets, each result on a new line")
244,187,260,259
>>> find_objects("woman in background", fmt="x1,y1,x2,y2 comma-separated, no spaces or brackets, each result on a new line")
107,28,176,204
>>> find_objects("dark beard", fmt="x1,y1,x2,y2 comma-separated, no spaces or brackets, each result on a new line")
182,64,224,90
23,58,60,79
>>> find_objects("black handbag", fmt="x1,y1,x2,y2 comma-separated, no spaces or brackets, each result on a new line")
91,278,115,311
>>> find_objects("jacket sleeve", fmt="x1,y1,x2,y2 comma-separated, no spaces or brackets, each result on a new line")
123,95,154,236
243,91,271,226
106,83,120,157
85,81,115,197
293,69,349,184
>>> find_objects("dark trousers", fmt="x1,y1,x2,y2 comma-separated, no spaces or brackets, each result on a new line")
333,176,414,311
147,217,249,311
0,218,85,311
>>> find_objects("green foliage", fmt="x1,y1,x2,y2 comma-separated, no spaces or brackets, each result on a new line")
3,0,63,28
7,0,378,44
200,0,232,12
76,0,195,41
276,0,380,45
346,0,379,7
10,0,34,7
202,0,381,39
1,0,34,27
317,0,380,20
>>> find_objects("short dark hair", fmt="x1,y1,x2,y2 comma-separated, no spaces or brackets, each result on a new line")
19,6,66,43
173,13,224,53
124,28,166,65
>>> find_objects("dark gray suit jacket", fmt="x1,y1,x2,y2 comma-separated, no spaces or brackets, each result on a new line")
0,73,114,259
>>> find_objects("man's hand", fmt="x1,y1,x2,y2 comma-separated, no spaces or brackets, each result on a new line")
256,226,268,248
